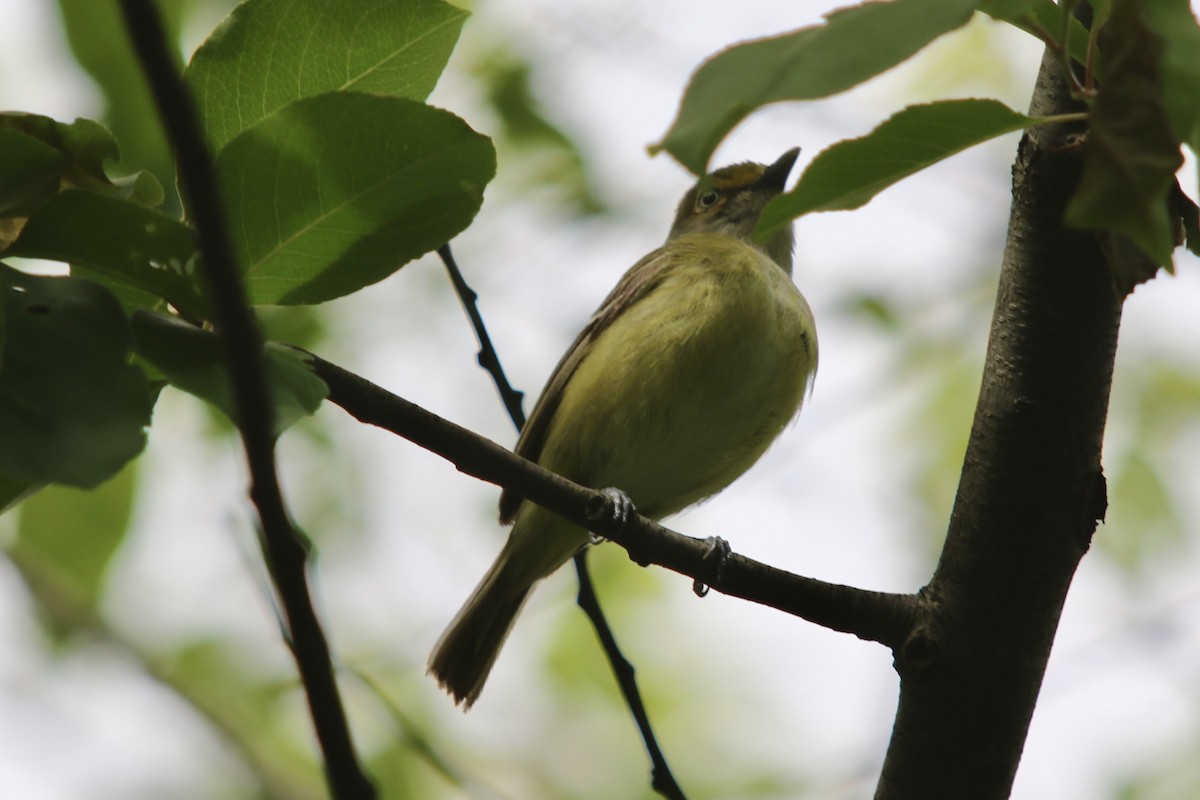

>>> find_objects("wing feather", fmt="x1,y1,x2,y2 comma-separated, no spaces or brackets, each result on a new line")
498,246,677,523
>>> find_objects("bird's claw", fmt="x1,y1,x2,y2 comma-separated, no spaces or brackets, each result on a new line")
586,487,635,545
693,536,732,597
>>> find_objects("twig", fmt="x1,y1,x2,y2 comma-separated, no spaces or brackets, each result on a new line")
437,243,687,798
437,244,526,428
305,352,917,648
573,551,686,800
117,3,374,798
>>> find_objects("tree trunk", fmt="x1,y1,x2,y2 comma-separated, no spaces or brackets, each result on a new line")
873,47,1123,800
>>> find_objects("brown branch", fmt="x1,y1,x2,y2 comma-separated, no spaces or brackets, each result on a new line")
303,350,917,650
116,4,374,798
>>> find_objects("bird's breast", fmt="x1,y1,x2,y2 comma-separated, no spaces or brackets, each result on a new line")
539,234,817,519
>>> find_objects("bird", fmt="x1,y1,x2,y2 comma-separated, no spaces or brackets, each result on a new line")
429,148,818,708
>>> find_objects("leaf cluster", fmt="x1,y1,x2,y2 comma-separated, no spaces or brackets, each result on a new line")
651,0,1200,273
4,0,1196,521
0,0,494,508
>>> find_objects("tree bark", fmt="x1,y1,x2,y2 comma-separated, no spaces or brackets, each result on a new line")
873,47,1123,799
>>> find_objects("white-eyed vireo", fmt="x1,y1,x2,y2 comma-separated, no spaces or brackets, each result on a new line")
429,148,818,707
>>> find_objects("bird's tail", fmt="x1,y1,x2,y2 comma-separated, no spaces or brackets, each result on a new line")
428,545,534,709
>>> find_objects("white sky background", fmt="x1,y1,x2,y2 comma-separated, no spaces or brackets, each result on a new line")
2,1,1200,799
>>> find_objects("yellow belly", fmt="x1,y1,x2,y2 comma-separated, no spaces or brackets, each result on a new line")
539,233,817,519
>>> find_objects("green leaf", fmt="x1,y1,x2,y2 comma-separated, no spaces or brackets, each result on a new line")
0,131,66,218
6,191,208,319
1065,0,1182,270
56,0,179,212
0,475,41,517
131,310,329,438
1141,0,1200,152
650,0,981,174
1102,450,1183,571
185,0,469,154
0,112,116,187
758,99,1045,233
12,463,138,609
216,92,495,305
0,113,165,216
111,170,166,208
0,265,151,488
980,0,1094,68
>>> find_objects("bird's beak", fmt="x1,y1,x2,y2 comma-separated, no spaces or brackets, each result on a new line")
756,147,801,194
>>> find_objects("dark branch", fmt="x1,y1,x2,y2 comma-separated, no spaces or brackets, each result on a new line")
573,554,686,800
117,4,374,798
437,244,526,428
305,351,917,649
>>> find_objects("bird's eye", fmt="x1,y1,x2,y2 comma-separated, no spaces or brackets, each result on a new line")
697,190,720,209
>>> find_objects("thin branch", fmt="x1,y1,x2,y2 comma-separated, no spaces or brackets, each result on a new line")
116,4,374,798
437,244,526,428
437,242,687,799
573,554,686,800
305,351,917,649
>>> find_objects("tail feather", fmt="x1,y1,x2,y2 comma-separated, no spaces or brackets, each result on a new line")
428,556,534,709
430,504,587,707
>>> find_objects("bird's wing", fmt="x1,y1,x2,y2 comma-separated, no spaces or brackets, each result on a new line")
498,245,675,524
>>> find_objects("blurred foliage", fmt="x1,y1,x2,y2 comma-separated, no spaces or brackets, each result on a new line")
865,262,1200,573
1102,363,1200,573
1111,736,1200,800
10,462,138,620
469,48,608,215
844,276,994,559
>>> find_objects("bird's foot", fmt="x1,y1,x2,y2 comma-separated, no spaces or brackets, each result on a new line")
693,536,732,597
586,487,636,545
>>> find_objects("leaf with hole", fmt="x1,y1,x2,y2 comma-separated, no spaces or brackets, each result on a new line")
0,112,163,207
